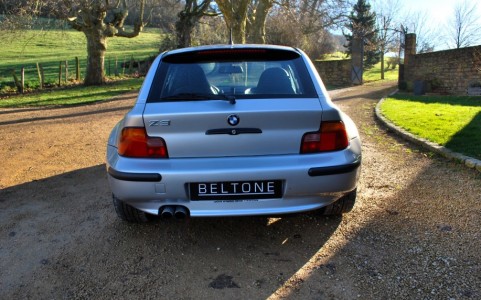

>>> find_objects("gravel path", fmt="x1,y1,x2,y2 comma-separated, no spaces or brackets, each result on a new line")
0,82,480,299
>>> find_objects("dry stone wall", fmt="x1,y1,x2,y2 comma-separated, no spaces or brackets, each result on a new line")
404,36,481,95
314,59,352,87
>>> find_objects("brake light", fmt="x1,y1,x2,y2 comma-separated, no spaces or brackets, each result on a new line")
118,127,168,158
301,121,349,153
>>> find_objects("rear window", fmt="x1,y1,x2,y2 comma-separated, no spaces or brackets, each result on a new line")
147,48,317,102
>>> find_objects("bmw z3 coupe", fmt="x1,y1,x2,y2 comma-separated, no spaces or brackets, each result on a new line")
106,44,361,222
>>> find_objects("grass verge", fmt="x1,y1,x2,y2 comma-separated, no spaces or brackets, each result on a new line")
0,77,143,108
380,94,481,160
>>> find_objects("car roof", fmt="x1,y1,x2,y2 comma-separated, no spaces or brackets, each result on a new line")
161,44,302,57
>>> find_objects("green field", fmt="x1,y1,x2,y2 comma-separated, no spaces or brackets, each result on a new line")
380,94,481,160
318,53,399,84
0,27,161,92
363,61,398,82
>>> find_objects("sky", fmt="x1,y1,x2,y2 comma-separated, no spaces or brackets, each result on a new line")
398,0,454,24
370,0,481,50
334,0,481,51
380,0,454,35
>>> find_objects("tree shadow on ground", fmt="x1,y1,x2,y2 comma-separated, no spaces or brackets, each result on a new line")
445,111,481,159
331,84,396,102
0,165,342,299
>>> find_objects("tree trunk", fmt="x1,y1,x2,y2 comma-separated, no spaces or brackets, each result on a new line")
216,0,249,44
380,51,385,80
231,17,247,44
66,1,145,86
248,0,273,44
84,30,107,85
176,15,194,48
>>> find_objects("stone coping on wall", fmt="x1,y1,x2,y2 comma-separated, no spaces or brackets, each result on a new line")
375,90,481,173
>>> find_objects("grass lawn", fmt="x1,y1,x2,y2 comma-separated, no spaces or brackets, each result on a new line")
363,61,398,82
0,27,161,92
0,77,143,108
380,94,481,160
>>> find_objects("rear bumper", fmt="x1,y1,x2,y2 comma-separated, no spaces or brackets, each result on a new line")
106,139,361,217
108,160,361,181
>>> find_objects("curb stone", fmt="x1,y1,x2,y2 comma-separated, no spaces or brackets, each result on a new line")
375,91,481,173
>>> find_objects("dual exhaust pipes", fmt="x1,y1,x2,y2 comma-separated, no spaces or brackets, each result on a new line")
160,205,189,220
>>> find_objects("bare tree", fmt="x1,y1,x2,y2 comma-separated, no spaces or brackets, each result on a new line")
64,0,146,85
373,0,401,79
266,0,350,58
246,0,275,43
215,0,278,44
175,0,216,48
215,0,250,43
446,0,481,49
399,11,437,53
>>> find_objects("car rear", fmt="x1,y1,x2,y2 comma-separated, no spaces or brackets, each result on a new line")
106,45,361,221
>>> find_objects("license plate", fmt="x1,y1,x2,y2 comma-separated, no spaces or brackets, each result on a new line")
190,180,283,200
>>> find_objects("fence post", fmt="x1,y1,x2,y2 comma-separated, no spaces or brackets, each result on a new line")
21,67,25,93
75,57,80,81
129,56,134,74
36,63,44,89
12,70,23,93
115,57,119,76
65,60,68,83
58,61,62,86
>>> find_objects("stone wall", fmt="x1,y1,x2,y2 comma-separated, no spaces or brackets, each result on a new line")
404,35,481,95
314,59,352,87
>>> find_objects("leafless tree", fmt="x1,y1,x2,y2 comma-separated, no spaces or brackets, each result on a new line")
266,0,350,58
63,0,146,85
399,10,437,53
1,0,147,85
372,0,401,79
246,0,275,43
175,0,217,48
446,0,481,49
215,0,250,43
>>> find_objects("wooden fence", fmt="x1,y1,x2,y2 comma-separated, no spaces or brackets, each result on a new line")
7,55,154,94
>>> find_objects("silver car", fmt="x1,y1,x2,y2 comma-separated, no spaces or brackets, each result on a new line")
106,44,361,222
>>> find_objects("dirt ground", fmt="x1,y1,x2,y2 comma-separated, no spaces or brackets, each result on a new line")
1,82,480,299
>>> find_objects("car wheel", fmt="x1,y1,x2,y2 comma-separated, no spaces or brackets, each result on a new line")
321,188,357,216
112,195,150,223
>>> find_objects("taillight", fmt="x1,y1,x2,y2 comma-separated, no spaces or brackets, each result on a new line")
118,127,168,158
301,121,349,153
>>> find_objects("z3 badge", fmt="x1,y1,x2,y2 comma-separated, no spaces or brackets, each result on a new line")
149,120,171,126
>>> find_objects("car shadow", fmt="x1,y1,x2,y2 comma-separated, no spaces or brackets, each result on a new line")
287,153,481,299
0,106,135,126
331,84,396,102
0,164,342,299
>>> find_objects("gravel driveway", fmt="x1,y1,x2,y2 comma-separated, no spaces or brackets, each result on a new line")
1,82,480,299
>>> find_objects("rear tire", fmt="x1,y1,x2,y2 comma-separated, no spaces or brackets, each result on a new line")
112,195,150,223
321,188,357,216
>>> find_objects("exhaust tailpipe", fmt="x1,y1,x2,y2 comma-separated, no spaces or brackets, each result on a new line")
161,206,174,219
174,206,188,219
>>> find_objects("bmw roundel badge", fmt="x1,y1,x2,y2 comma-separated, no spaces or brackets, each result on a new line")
227,114,240,126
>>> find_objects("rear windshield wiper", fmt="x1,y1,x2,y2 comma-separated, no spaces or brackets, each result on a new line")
160,93,236,104
216,94,236,104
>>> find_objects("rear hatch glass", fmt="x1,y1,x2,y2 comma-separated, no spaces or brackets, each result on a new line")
147,48,317,101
